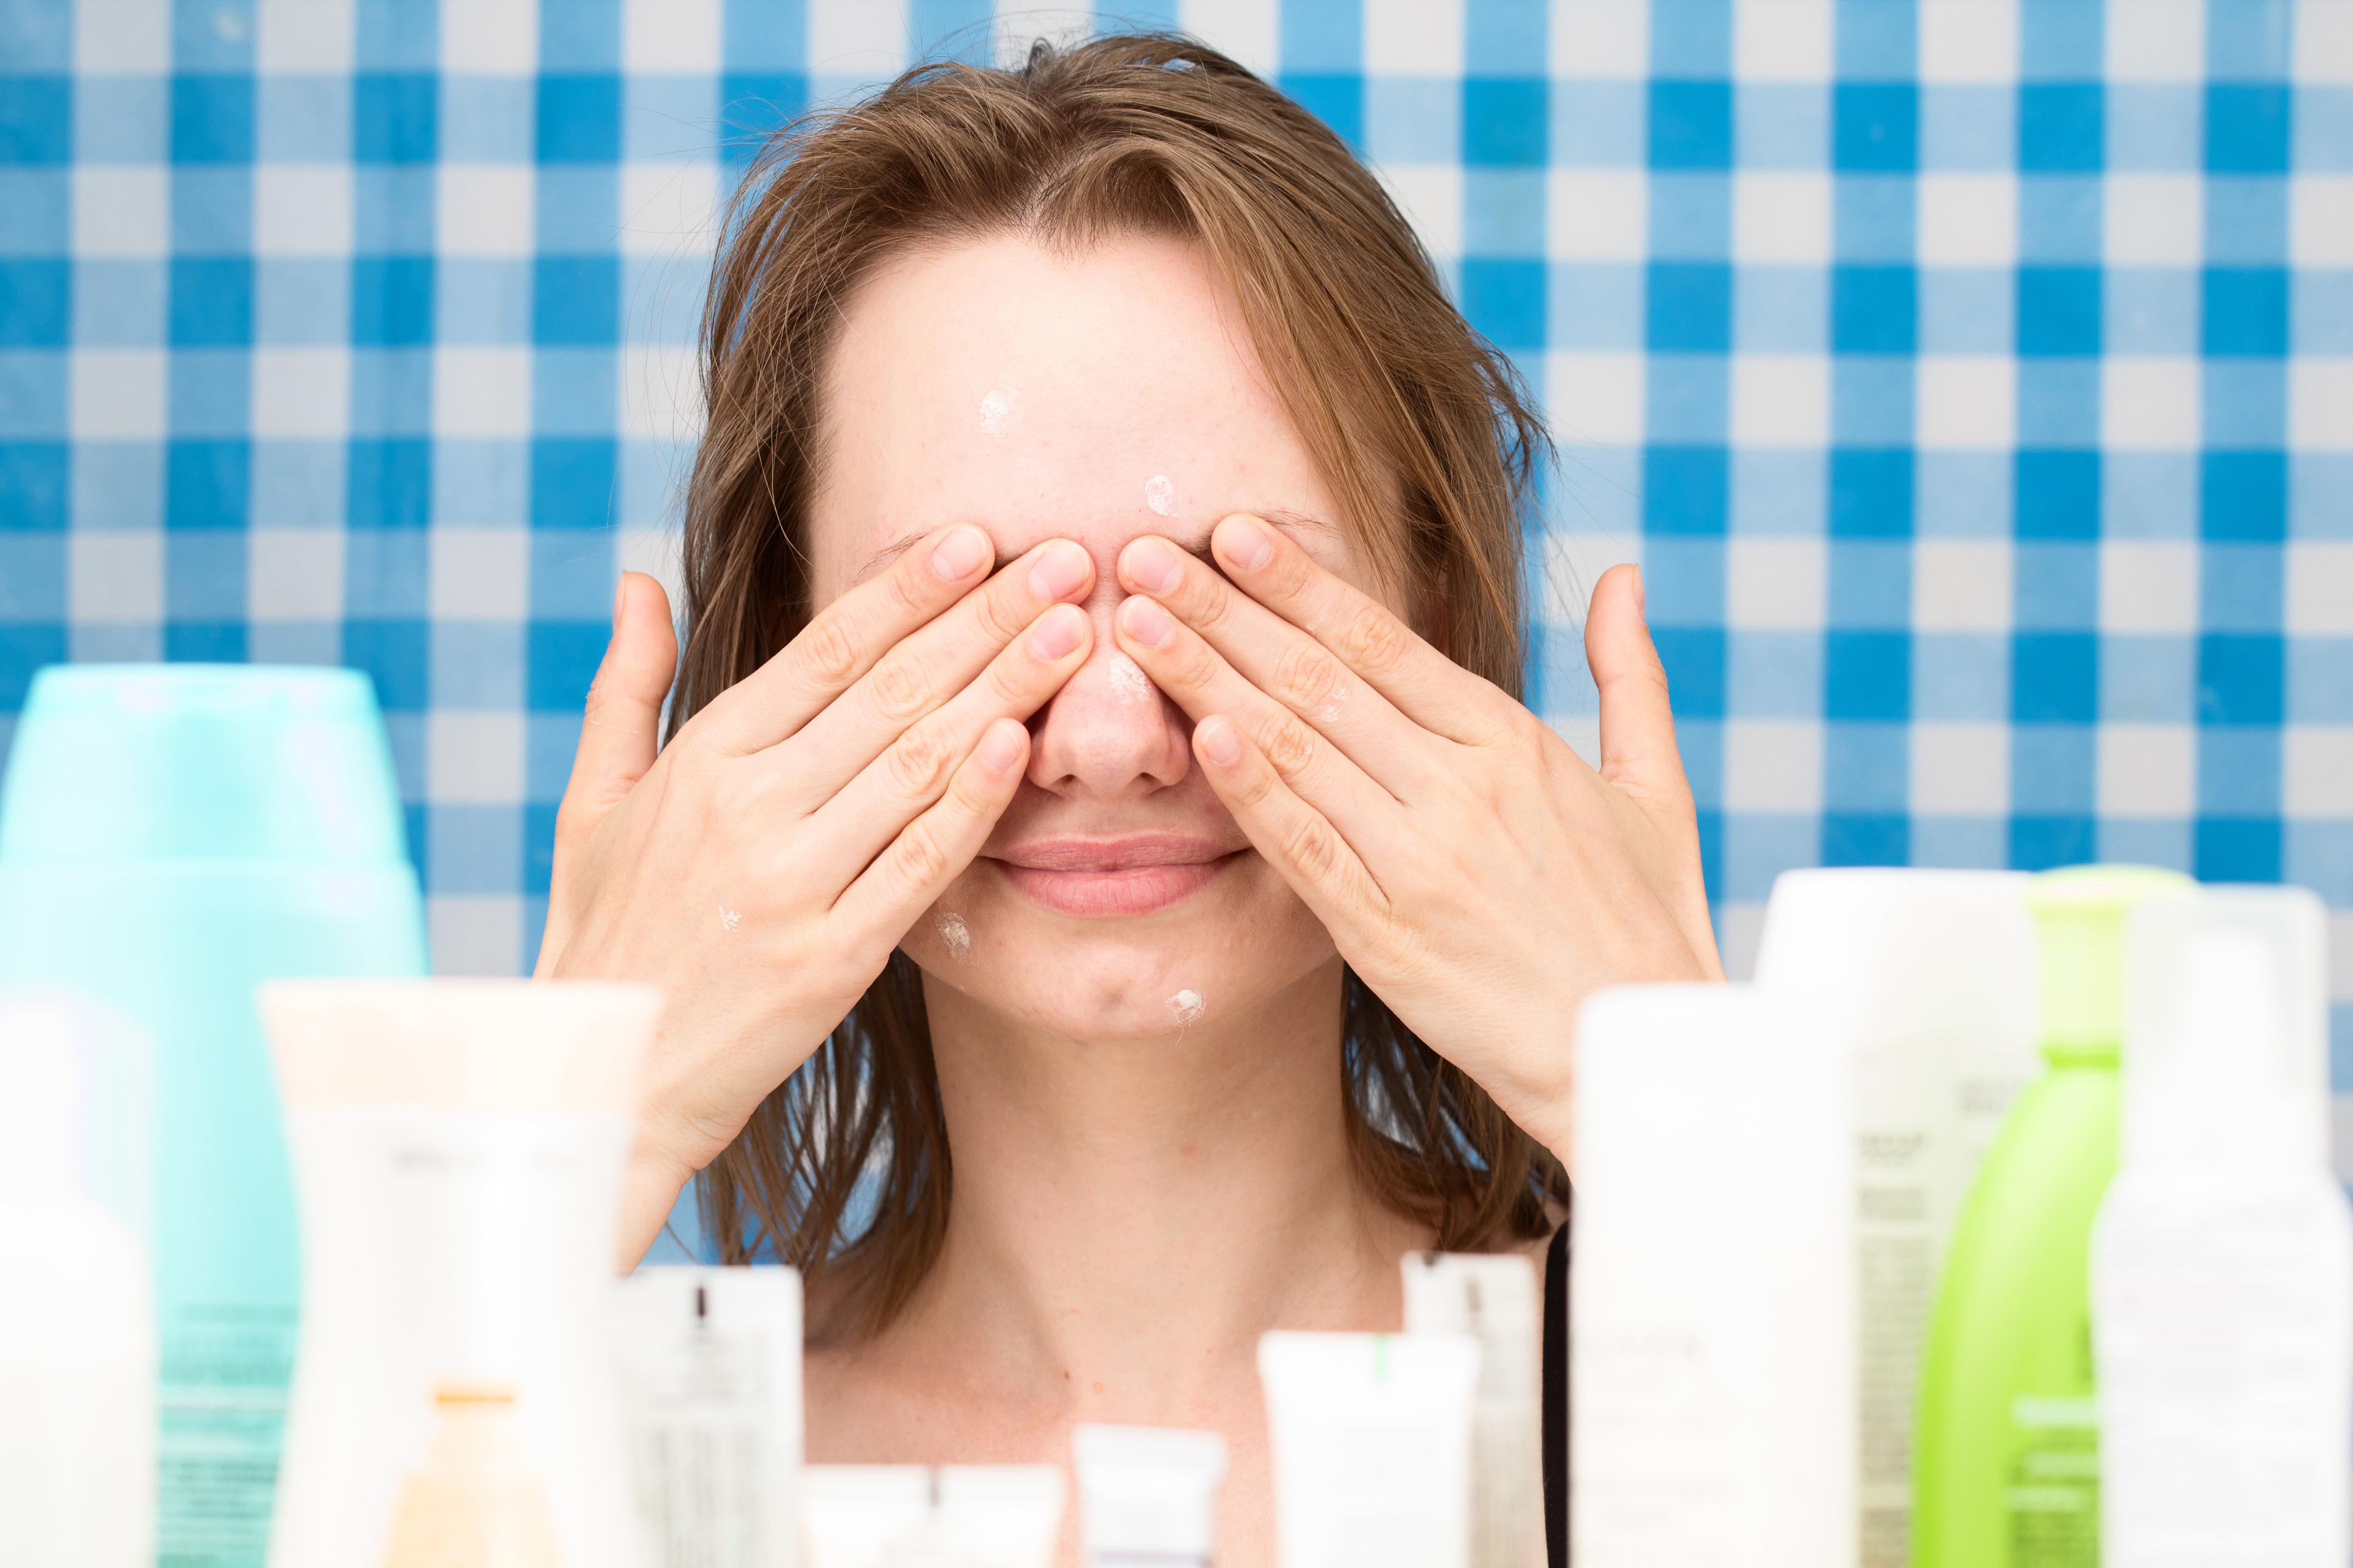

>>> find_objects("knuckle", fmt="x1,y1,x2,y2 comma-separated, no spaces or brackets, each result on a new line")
1280,813,1341,883
1187,575,1240,635
864,653,933,725
883,558,938,618
1258,715,1319,777
1271,641,1344,715
794,612,863,687
1266,544,1317,602
883,724,955,801
1334,601,1409,672
891,821,952,890
975,580,1035,644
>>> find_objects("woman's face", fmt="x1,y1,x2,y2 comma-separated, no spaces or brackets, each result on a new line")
807,229,1394,1041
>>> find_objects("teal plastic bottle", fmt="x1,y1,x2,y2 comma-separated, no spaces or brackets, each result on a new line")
0,667,426,1567
1910,865,2193,1568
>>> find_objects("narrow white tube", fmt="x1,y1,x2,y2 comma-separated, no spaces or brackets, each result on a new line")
1073,1423,1227,1567
1401,1253,1541,1568
801,1464,1064,1568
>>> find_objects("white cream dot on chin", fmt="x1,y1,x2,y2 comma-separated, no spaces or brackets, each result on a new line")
935,911,972,959
1166,988,1205,1027
1106,651,1153,703
978,387,1018,435
718,904,743,933
1145,474,1177,516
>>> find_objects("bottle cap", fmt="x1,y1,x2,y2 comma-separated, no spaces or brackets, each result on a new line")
2024,865,2196,1056
0,664,408,863
2122,884,2331,1172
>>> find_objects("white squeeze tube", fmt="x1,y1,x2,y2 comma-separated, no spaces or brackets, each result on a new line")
1072,1423,1228,1568
0,992,155,1568
1572,984,1855,1568
1400,1253,1541,1568
1751,867,2036,1567
800,1464,1064,1568
614,1264,804,1568
2092,885,2353,1568
1257,1329,1482,1568
258,978,662,1568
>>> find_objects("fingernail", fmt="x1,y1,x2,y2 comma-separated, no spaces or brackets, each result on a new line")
1218,515,1274,572
1028,603,1084,661
1028,539,1090,601
930,525,990,582
1124,537,1184,596
978,718,1024,772
1120,595,1174,649
1200,716,1242,766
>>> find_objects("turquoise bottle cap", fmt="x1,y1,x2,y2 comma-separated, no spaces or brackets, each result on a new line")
2025,864,2197,1054
0,665,410,864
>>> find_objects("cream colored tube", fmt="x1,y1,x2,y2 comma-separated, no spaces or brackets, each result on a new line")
801,1465,1064,1568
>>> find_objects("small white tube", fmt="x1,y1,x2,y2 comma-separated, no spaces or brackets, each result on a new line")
614,1265,804,1567
1073,1423,1227,1567
801,1465,1064,1568
1257,1329,1481,1568
1401,1253,1541,1568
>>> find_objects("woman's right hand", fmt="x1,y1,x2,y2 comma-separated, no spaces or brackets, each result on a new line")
534,526,1097,1260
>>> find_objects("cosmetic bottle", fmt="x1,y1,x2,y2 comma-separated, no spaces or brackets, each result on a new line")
0,664,426,1564
257,978,660,1568
1753,867,2037,1565
0,992,155,1567
800,1465,1065,1568
1071,1424,1227,1568
1571,984,1853,1568
2091,885,2351,1567
1401,1253,1541,1568
1910,864,2192,1568
1257,1329,1482,1568
614,1265,804,1568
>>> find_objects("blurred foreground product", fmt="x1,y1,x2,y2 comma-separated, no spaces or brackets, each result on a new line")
1401,1252,1541,1568
0,665,426,1566
1571,984,1854,1568
257,978,660,1568
1754,869,2038,1567
1257,1329,1481,1568
1911,866,2192,1568
0,993,155,1567
615,1265,804,1568
799,1465,1064,1568
1072,1423,1227,1568
2092,886,2352,1567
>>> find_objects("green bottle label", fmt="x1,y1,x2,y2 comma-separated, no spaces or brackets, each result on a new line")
2004,1395,2099,1568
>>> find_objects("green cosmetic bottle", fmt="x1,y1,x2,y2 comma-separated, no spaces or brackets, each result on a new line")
1909,864,2193,1568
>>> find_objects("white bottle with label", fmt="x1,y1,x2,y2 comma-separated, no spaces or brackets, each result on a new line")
0,992,155,1568
2092,885,2353,1568
1571,983,1854,1568
1753,867,2037,1567
1401,1252,1541,1568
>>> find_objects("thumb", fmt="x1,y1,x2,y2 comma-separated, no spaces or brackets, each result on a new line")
564,571,678,829
1585,563,1685,803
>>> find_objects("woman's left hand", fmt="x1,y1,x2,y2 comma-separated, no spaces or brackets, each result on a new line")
1112,514,1722,1163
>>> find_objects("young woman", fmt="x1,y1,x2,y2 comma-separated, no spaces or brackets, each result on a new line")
536,33,1719,1566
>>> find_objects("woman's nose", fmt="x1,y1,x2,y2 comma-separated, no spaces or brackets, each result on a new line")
1024,593,1193,799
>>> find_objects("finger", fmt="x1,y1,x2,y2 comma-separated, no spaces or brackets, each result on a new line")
1584,564,1688,801
830,715,1030,943
799,601,1092,886
1190,714,1390,935
556,572,677,839
1114,593,1406,849
766,536,1096,803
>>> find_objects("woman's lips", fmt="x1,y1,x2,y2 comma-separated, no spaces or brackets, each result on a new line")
990,836,1243,917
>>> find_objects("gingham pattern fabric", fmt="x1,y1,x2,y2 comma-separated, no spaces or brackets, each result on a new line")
3,1,2351,1134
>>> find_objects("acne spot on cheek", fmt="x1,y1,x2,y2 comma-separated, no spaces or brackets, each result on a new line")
1106,652,1154,703
935,911,972,959
1145,474,1177,517
1167,988,1205,1027
978,387,1019,436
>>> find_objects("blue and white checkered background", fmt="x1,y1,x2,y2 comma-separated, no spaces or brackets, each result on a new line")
4,0,2352,1150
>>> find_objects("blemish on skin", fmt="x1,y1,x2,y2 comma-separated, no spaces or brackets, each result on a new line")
1145,474,1177,517
978,387,1019,435
1106,652,1153,703
718,905,743,933
935,911,972,959
1319,685,1350,724
1167,988,1206,1027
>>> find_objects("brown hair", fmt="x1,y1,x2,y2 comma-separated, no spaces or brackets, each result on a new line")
676,32,1565,1331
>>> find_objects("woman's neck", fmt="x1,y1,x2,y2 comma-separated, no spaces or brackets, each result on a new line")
876,953,1422,1424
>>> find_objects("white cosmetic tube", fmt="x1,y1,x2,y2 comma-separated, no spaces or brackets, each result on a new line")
1257,1329,1481,1568
614,1265,804,1568
1072,1423,1227,1567
801,1464,1064,1568
1572,984,1854,1568
1401,1253,1541,1568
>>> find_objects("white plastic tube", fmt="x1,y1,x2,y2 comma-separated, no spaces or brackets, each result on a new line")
615,1265,804,1568
1257,1329,1481,1568
1072,1423,1227,1567
801,1465,1064,1568
1401,1253,1541,1568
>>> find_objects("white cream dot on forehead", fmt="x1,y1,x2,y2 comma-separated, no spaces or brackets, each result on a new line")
1145,474,1177,516
1106,652,1153,702
978,387,1018,435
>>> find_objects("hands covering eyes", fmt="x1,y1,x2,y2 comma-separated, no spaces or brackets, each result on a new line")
1110,514,1722,1163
